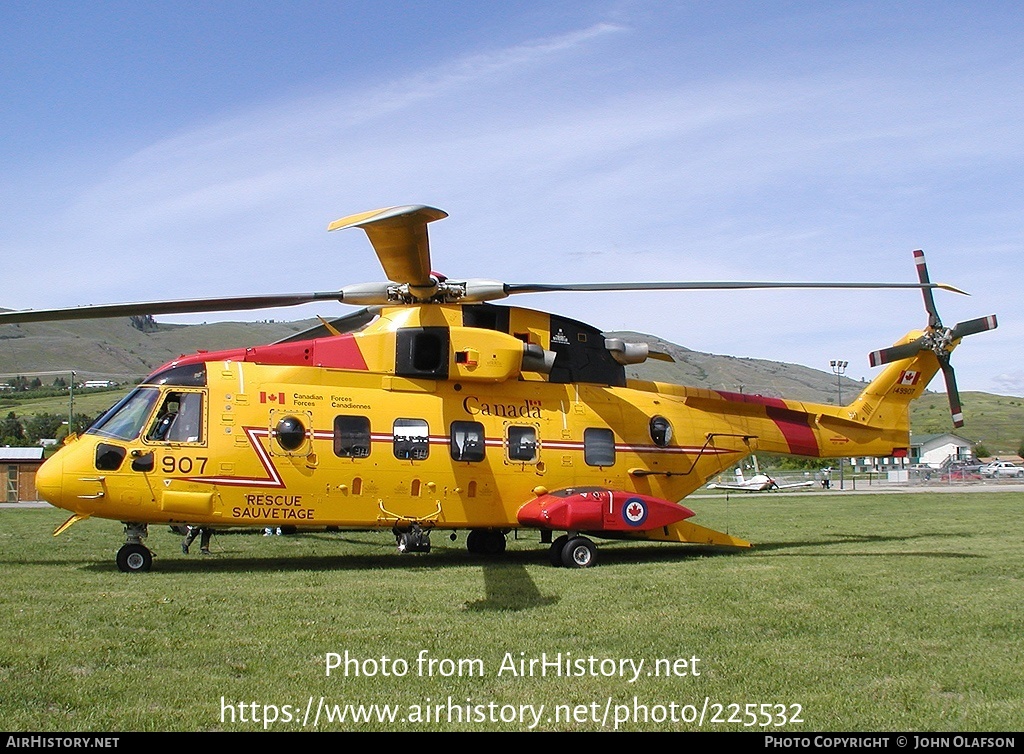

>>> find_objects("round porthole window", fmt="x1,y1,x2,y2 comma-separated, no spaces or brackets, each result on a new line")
649,415,673,447
275,415,306,450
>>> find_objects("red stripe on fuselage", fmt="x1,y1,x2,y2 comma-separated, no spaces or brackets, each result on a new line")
153,334,369,372
715,391,820,457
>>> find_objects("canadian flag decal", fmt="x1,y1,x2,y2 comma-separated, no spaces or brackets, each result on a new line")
898,370,920,386
260,391,286,404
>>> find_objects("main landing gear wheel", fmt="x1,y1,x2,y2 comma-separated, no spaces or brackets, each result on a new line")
395,523,432,554
116,543,153,573
548,535,569,566
552,535,597,568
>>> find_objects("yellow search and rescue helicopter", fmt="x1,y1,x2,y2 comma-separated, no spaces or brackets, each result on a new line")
0,206,997,571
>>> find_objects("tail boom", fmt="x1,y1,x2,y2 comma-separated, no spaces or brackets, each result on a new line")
678,331,945,463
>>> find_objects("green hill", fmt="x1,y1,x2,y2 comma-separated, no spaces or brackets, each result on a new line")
0,316,316,382
907,391,1024,454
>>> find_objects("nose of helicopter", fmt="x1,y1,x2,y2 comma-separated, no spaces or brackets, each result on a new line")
34,452,65,508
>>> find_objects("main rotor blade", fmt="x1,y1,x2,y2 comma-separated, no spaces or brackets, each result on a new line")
0,292,344,324
505,281,967,295
328,205,447,288
950,314,998,340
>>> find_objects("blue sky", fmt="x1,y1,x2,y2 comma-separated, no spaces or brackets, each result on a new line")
1,1,1020,401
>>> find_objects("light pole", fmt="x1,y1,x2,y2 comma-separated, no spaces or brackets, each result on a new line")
68,370,76,435
830,360,848,489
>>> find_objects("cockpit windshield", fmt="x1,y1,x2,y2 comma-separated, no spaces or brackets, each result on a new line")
87,388,161,442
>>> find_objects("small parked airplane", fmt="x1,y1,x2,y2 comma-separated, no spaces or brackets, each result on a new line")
707,458,815,492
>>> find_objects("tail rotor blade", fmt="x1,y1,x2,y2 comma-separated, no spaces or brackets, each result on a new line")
950,314,998,340
940,360,965,428
868,337,926,367
913,249,942,328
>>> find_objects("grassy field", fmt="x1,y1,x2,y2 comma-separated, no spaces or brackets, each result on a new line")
0,490,1021,732
0,387,128,421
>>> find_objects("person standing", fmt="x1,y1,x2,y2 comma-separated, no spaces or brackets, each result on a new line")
182,525,213,555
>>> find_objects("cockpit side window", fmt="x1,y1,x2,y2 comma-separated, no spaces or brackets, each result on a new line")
147,391,204,443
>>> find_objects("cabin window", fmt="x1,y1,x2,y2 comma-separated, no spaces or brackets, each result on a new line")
394,418,429,460
147,391,204,444
649,415,673,447
334,416,371,458
584,427,616,467
450,421,485,462
507,426,538,462
95,443,126,471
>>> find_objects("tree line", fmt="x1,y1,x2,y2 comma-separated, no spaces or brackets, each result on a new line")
1,411,103,447
0,375,69,394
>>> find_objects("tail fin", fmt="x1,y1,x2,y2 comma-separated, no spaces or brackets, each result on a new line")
847,330,940,432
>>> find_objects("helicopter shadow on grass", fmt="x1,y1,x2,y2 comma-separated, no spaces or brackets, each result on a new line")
463,561,561,612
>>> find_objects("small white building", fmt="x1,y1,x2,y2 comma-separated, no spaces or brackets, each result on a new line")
910,433,975,468
848,432,975,473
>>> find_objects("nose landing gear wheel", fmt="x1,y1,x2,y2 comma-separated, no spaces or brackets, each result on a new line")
116,543,153,573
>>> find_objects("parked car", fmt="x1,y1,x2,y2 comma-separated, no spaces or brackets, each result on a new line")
941,469,982,482
906,463,936,479
980,461,1024,478
951,463,983,474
